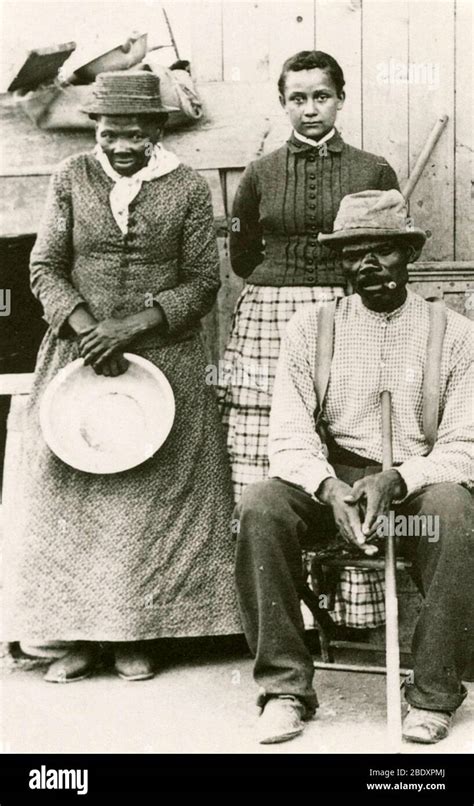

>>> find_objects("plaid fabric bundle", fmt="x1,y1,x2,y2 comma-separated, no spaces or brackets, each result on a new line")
334,568,386,627
217,283,388,627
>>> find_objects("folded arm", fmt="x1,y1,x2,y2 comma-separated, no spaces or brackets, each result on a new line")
229,162,265,278
30,160,87,337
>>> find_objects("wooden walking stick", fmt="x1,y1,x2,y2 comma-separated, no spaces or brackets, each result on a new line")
402,115,448,200
380,390,402,750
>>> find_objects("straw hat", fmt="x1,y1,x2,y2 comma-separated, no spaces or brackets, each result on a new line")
40,354,175,474
85,70,179,116
318,190,426,252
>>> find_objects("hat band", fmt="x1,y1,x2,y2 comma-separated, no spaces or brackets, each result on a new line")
334,223,410,233
93,93,162,101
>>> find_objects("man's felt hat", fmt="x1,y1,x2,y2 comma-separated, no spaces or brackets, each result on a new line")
85,71,179,116
318,189,427,252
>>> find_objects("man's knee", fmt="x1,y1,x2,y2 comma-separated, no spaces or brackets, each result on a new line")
233,479,301,553
235,479,290,520
408,484,473,554
414,483,473,522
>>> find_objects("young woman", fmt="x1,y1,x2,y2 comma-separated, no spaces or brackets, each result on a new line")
219,51,400,630
4,72,240,681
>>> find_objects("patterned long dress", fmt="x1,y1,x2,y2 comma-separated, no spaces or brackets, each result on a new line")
2,152,241,642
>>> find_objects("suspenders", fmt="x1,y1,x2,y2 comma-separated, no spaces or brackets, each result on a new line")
313,299,337,444
313,297,448,452
422,298,448,449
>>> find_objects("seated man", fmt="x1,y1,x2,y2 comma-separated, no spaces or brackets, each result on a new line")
234,189,473,745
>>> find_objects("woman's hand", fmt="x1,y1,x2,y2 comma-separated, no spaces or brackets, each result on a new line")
95,353,130,377
79,317,138,368
67,304,97,336
68,306,129,375
78,308,165,375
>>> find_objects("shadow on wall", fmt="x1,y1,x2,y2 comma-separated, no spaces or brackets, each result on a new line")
0,235,46,489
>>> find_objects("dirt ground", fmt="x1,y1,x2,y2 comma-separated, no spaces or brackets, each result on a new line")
1,638,472,755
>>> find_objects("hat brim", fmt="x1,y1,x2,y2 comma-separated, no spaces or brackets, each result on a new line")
318,227,427,253
84,102,180,116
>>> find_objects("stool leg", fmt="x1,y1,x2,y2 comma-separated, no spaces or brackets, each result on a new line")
301,585,335,663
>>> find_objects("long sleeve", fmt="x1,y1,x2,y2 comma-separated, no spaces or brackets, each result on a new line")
229,161,265,278
398,332,474,496
30,160,85,337
153,174,220,336
268,310,336,496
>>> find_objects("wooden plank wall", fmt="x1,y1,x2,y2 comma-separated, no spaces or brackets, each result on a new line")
0,1,471,365
190,0,473,361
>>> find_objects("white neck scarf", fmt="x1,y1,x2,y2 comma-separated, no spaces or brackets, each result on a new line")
293,127,336,148
94,143,180,234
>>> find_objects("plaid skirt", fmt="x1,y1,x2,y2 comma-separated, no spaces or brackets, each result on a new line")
217,284,385,628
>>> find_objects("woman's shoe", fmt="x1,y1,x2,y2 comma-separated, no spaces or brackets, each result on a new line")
44,642,99,683
113,642,155,681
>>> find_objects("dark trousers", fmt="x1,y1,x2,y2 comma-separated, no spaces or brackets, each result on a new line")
234,469,473,715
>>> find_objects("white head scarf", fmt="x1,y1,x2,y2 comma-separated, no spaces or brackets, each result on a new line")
94,143,180,234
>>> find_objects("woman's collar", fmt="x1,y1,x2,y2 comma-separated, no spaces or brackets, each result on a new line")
293,127,336,148
287,128,344,155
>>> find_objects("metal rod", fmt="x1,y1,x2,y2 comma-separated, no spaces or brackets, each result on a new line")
317,557,411,570
381,390,403,751
162,6,180,60
314,661,411,677
329,640,410,655
402,115,448,200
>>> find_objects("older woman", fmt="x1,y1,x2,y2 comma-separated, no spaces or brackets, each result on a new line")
4,72,240,681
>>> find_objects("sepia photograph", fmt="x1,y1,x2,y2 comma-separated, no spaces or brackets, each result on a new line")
0,0,472,797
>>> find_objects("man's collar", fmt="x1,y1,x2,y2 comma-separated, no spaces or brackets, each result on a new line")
354,288,413,320
287,128,344,155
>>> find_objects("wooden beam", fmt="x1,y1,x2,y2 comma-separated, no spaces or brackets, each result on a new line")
408,261,474,282
0,373,34,396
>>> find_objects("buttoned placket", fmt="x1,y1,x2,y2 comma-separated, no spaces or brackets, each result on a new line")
372,304,408,395
304,151,319,283
117,202,137,311
379,315,390,387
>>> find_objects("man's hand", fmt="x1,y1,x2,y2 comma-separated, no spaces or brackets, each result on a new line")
317,478,378,556
343,470,407,537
